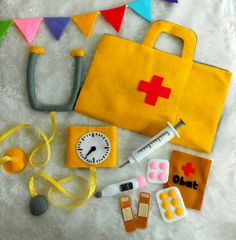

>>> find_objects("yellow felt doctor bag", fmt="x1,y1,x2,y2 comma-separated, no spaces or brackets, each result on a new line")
74,20,232,153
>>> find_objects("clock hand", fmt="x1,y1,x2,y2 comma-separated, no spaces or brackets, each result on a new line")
85,146,96,157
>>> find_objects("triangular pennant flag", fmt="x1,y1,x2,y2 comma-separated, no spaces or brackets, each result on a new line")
44,17,70,40
128,0,152,22
101,5,126,32
0,20,13,41
14,18,42,44
72,12,99,38
166,0,178,3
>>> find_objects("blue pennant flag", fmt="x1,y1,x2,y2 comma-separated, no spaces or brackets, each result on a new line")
44,17,70,41
128,0,152,22
166,0,178,3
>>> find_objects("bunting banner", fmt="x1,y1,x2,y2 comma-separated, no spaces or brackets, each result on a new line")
44,17,70,41
166,0,178,3
0,20,13,41
101,5,127,32
14,18,42,43
0,0,178,44
128,0,152,22
72,12,99,38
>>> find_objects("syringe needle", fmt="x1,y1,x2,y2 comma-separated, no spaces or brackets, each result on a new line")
119,161,130,168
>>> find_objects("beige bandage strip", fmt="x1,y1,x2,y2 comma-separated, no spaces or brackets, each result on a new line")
136,192,150,229
120,195,136,232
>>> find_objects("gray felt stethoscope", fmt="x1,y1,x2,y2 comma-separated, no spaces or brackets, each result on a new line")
27,46,84,112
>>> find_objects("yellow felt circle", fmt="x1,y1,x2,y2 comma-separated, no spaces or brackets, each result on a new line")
2,148,28,173
168,189,176,198
171,198,179,207
29,46,45,55
70,49,85,58
165,210,174,220
159,192,168,201
175,207,184,217
162,201,171,209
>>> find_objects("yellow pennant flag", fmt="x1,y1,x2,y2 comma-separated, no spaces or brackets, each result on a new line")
72,12,99,38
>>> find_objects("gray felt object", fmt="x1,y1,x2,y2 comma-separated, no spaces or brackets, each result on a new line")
94,191,102,198
29,195,49,216
27,51,84,112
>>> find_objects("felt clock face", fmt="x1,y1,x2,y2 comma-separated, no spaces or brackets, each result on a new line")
76,132,111,165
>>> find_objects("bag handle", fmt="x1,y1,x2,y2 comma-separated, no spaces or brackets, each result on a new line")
143,20,197,60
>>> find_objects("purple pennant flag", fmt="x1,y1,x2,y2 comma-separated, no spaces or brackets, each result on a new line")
44,17,70,41
166,0,178,3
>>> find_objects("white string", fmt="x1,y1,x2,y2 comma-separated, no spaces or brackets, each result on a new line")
122,0,128,6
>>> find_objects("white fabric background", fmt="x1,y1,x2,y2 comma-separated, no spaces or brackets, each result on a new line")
0,0,236,239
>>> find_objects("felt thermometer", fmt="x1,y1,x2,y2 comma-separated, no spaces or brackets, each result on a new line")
119,119,185,168
95,176,146,198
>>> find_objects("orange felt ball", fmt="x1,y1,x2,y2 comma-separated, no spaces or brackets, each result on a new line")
2,148,28,173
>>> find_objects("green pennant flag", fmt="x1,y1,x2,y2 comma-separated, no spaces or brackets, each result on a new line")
0,20,13,41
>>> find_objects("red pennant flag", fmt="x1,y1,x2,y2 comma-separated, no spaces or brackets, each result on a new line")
101,5,126,32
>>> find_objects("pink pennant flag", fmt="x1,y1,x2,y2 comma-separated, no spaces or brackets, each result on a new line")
14,18,42,43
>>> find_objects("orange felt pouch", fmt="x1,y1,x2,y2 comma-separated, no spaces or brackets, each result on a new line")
75,20,232,153
164,150,212,210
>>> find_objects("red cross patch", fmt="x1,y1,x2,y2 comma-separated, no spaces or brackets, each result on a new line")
182,163,196,176
138,75,171,106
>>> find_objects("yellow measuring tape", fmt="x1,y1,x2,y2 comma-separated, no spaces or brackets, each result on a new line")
0,156,11,165
0,112,96,209
29,168,96,209
0,112,56,168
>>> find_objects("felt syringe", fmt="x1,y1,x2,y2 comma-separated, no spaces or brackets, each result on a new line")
119,119,185,168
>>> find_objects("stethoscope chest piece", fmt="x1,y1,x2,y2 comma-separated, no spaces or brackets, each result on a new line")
29,195,49,216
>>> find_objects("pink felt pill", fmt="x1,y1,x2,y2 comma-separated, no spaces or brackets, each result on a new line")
158,172,166,182
149,161,158,169
159,162,167,170
149,172,157,180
